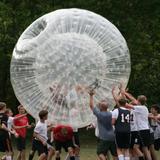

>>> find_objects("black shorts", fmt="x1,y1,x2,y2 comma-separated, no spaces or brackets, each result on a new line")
149,132,154,145
55,140,74,152
0,133,12,152
16,136,26,151
130,131,140,148
97,139,117,156
33,139,48,156
31,138,53,151
8,136,13,152
154,138,160,150
138,129,150,147
47,138,54,146
115,132,131,149
31,138,37,151
73,132,80,147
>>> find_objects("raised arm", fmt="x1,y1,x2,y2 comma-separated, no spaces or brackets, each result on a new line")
122,91,138,105
88,90,95,110
13,113,27,120
112,86,120,106
13,124,29,129
47,123,54,131
149,113,160,122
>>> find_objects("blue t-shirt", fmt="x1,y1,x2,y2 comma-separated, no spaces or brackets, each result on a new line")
93,107,115,141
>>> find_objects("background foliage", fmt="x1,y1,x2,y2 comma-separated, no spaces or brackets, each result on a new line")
0,0,160,112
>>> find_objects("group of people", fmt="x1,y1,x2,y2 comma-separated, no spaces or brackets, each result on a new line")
0,84,160,160
88,84,160,160
0,103,80,160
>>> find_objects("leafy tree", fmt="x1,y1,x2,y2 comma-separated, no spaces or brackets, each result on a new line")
0,0,160,112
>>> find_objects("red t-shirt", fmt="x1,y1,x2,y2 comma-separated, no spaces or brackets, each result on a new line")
53,125,73,142
14,114,28,138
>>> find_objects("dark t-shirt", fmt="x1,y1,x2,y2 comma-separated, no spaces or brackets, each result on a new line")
0,112,8,137
115,108,130,133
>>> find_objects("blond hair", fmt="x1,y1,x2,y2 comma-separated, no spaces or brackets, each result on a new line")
0,102,6,110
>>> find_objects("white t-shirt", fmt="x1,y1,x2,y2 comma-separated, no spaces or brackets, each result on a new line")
112,107,130,119
92,118,99,137
73,127,78,132
130,110,138,132
133,105,149,130
34,120,48,141
7,116,14,130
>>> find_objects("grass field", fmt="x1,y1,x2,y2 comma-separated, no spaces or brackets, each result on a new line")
0,129,160,159
0,143,160,160
0,129,98,159
0,144,97,160
0,140,98,160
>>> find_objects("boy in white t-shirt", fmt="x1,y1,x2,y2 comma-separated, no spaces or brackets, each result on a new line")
5,108,26,137
33,110,55,160
122,91,152,160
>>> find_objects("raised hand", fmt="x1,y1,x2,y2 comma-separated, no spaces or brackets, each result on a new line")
118,82,123,91
88,89,95,96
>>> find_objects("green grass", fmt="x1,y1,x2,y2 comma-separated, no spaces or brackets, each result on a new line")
1,143,160,160
0,142,160,160
0,143,97,160
0,129,98,159
0,129,160,159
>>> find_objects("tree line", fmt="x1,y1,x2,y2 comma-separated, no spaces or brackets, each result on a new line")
0,0,160,113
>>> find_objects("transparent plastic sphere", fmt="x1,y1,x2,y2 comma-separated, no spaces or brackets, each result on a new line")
10,9,131,128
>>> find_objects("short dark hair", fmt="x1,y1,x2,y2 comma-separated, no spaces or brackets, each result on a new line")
5,108,12,114
118,98,127,106
151,104,160,113
39,110,48,119
0,102,6,110
137,95,147,105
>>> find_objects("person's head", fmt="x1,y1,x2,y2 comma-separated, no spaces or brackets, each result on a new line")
118,98,127,107
137,95,147,105
18,105,26,114
39,110,48,120
150,104,160,115
99,99,108,111
5,108,13,117
0,102,6,111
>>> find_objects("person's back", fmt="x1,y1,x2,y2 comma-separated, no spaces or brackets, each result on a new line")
93,107,115,141
112,98,131,160
123,93,152,160
130,109,137,132
53,125,73,142
89,93,117,160
133,105,149,130
113,107,130,133
53,125,75,160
